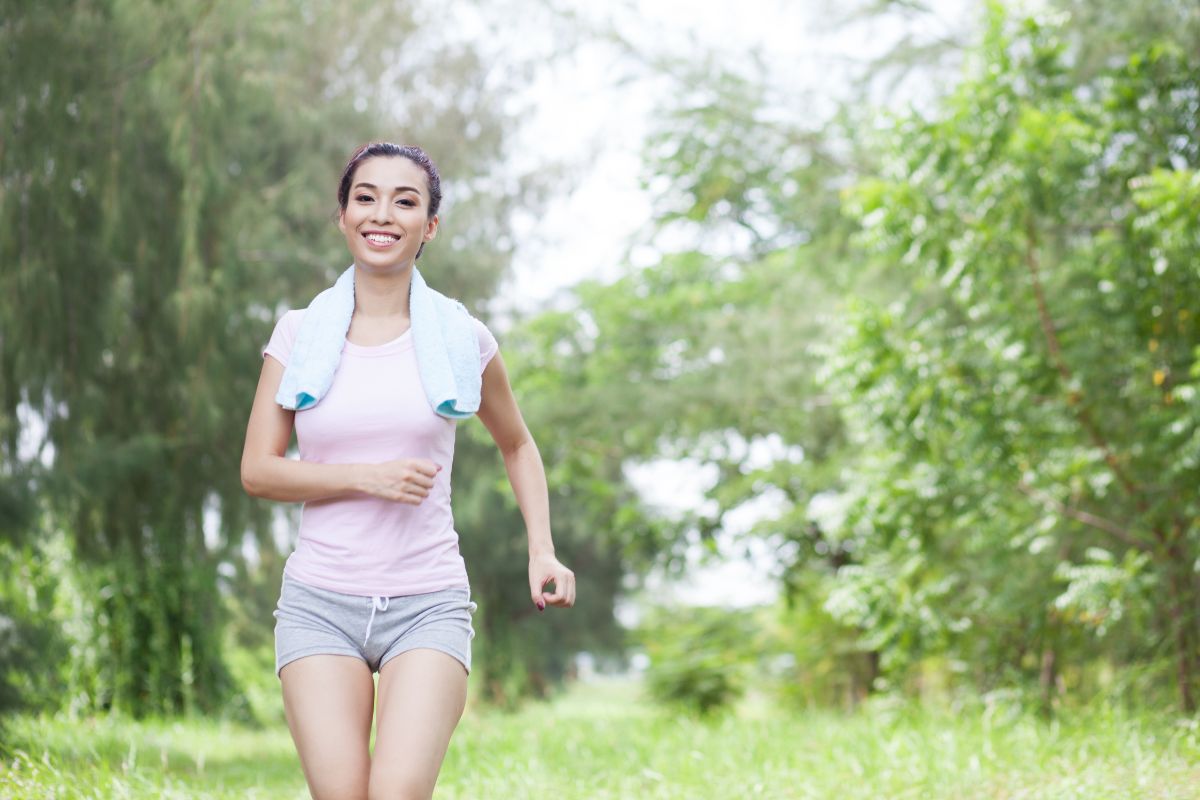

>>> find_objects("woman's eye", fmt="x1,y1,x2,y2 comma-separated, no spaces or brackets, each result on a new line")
356,194,373,202
397,198,416,207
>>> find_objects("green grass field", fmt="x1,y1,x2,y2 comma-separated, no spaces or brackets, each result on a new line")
2,680,1198,799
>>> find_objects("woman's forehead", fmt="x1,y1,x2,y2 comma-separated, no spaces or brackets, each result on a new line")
352,157,427,195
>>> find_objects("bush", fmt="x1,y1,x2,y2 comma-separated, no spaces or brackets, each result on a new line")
637,606,754,715
0,542,71,714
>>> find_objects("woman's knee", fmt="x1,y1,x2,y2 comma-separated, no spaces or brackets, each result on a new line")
367,769,435,800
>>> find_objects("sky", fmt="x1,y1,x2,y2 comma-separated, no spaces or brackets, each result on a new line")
483,0,980,611
498,0,978,314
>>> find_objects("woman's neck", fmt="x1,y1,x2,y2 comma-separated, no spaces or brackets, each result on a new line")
353,263,412,319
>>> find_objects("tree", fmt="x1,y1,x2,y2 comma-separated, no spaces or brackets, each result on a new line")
1,0,526,715
834,6,1200,709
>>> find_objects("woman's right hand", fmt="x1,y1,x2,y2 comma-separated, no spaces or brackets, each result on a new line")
358,459,442,504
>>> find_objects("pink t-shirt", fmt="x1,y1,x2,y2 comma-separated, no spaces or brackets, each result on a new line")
263,309,498,597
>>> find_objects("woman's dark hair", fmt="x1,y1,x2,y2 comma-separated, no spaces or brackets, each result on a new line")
338,142,442,216
337,143,442,258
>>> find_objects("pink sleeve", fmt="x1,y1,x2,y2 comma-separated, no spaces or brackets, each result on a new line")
263,310,303,367
473,316,498,373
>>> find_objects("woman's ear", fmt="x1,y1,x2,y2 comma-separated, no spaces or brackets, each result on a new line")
337,208,347,235
424,214,440,242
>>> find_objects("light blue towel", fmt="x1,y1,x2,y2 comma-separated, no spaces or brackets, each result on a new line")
275,264,483,419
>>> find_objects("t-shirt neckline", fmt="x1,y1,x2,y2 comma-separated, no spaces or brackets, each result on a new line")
342,328,413,356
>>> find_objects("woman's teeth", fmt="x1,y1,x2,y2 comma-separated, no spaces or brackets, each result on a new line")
365,233,399,245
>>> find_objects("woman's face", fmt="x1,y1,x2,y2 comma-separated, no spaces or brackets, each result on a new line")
338,156,438,273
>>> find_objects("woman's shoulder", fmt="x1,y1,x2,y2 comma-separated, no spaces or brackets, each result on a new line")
467,313,491,337
270,308,307,337
444,296,495,351
280,307,306,326
468,314,499,367
264,309,306,365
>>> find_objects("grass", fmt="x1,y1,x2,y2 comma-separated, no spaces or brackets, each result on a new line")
2,680,1198,799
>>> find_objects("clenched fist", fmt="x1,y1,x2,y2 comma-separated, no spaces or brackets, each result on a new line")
359,458,442,505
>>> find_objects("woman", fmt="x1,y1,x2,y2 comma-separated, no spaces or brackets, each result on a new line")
241,142,575,800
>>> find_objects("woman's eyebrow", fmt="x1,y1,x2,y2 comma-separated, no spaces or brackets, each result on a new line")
352,182,421,195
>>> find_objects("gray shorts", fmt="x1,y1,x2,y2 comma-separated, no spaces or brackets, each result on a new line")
273,573,477,677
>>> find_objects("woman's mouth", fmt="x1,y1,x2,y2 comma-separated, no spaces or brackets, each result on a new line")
363,231,401,248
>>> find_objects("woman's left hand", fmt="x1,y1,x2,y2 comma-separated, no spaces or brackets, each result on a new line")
529,552,575,611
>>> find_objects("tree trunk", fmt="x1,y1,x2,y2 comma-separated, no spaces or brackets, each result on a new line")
1165,550,1197,713
1039,643,1057,715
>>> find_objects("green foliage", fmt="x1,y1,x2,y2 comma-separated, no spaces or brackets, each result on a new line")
638,606,754,715
831,6,1200,707
218,644,282,728
0,541,69,713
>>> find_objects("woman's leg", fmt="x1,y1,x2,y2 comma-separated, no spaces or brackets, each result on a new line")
280,654,376,800
368,648,469,800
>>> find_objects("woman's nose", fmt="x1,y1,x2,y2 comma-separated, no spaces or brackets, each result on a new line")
371,202,394,223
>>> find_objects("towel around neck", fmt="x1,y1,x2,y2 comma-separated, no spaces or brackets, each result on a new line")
274,265,484,419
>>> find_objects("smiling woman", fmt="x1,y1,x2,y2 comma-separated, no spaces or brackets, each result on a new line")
239,142,576,800
337,143,442,268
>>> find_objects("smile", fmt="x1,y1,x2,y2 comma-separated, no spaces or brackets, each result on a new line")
363,232,401,247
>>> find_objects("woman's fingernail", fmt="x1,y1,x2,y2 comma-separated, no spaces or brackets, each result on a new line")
537,601,545,611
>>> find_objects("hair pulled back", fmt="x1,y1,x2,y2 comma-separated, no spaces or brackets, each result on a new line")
337,142,442,218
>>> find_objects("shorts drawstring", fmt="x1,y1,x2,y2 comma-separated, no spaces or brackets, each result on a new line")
364,595,389,647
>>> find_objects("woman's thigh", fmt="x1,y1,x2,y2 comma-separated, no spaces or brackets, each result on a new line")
369,648,468,800
280,654,375,800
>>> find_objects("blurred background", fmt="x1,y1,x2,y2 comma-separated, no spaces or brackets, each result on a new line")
2,0,1199,790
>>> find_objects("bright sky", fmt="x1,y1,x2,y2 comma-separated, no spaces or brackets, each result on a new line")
499,0,977,316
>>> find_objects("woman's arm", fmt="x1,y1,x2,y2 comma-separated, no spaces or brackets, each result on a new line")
240,356,439,504
476,352,576,610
